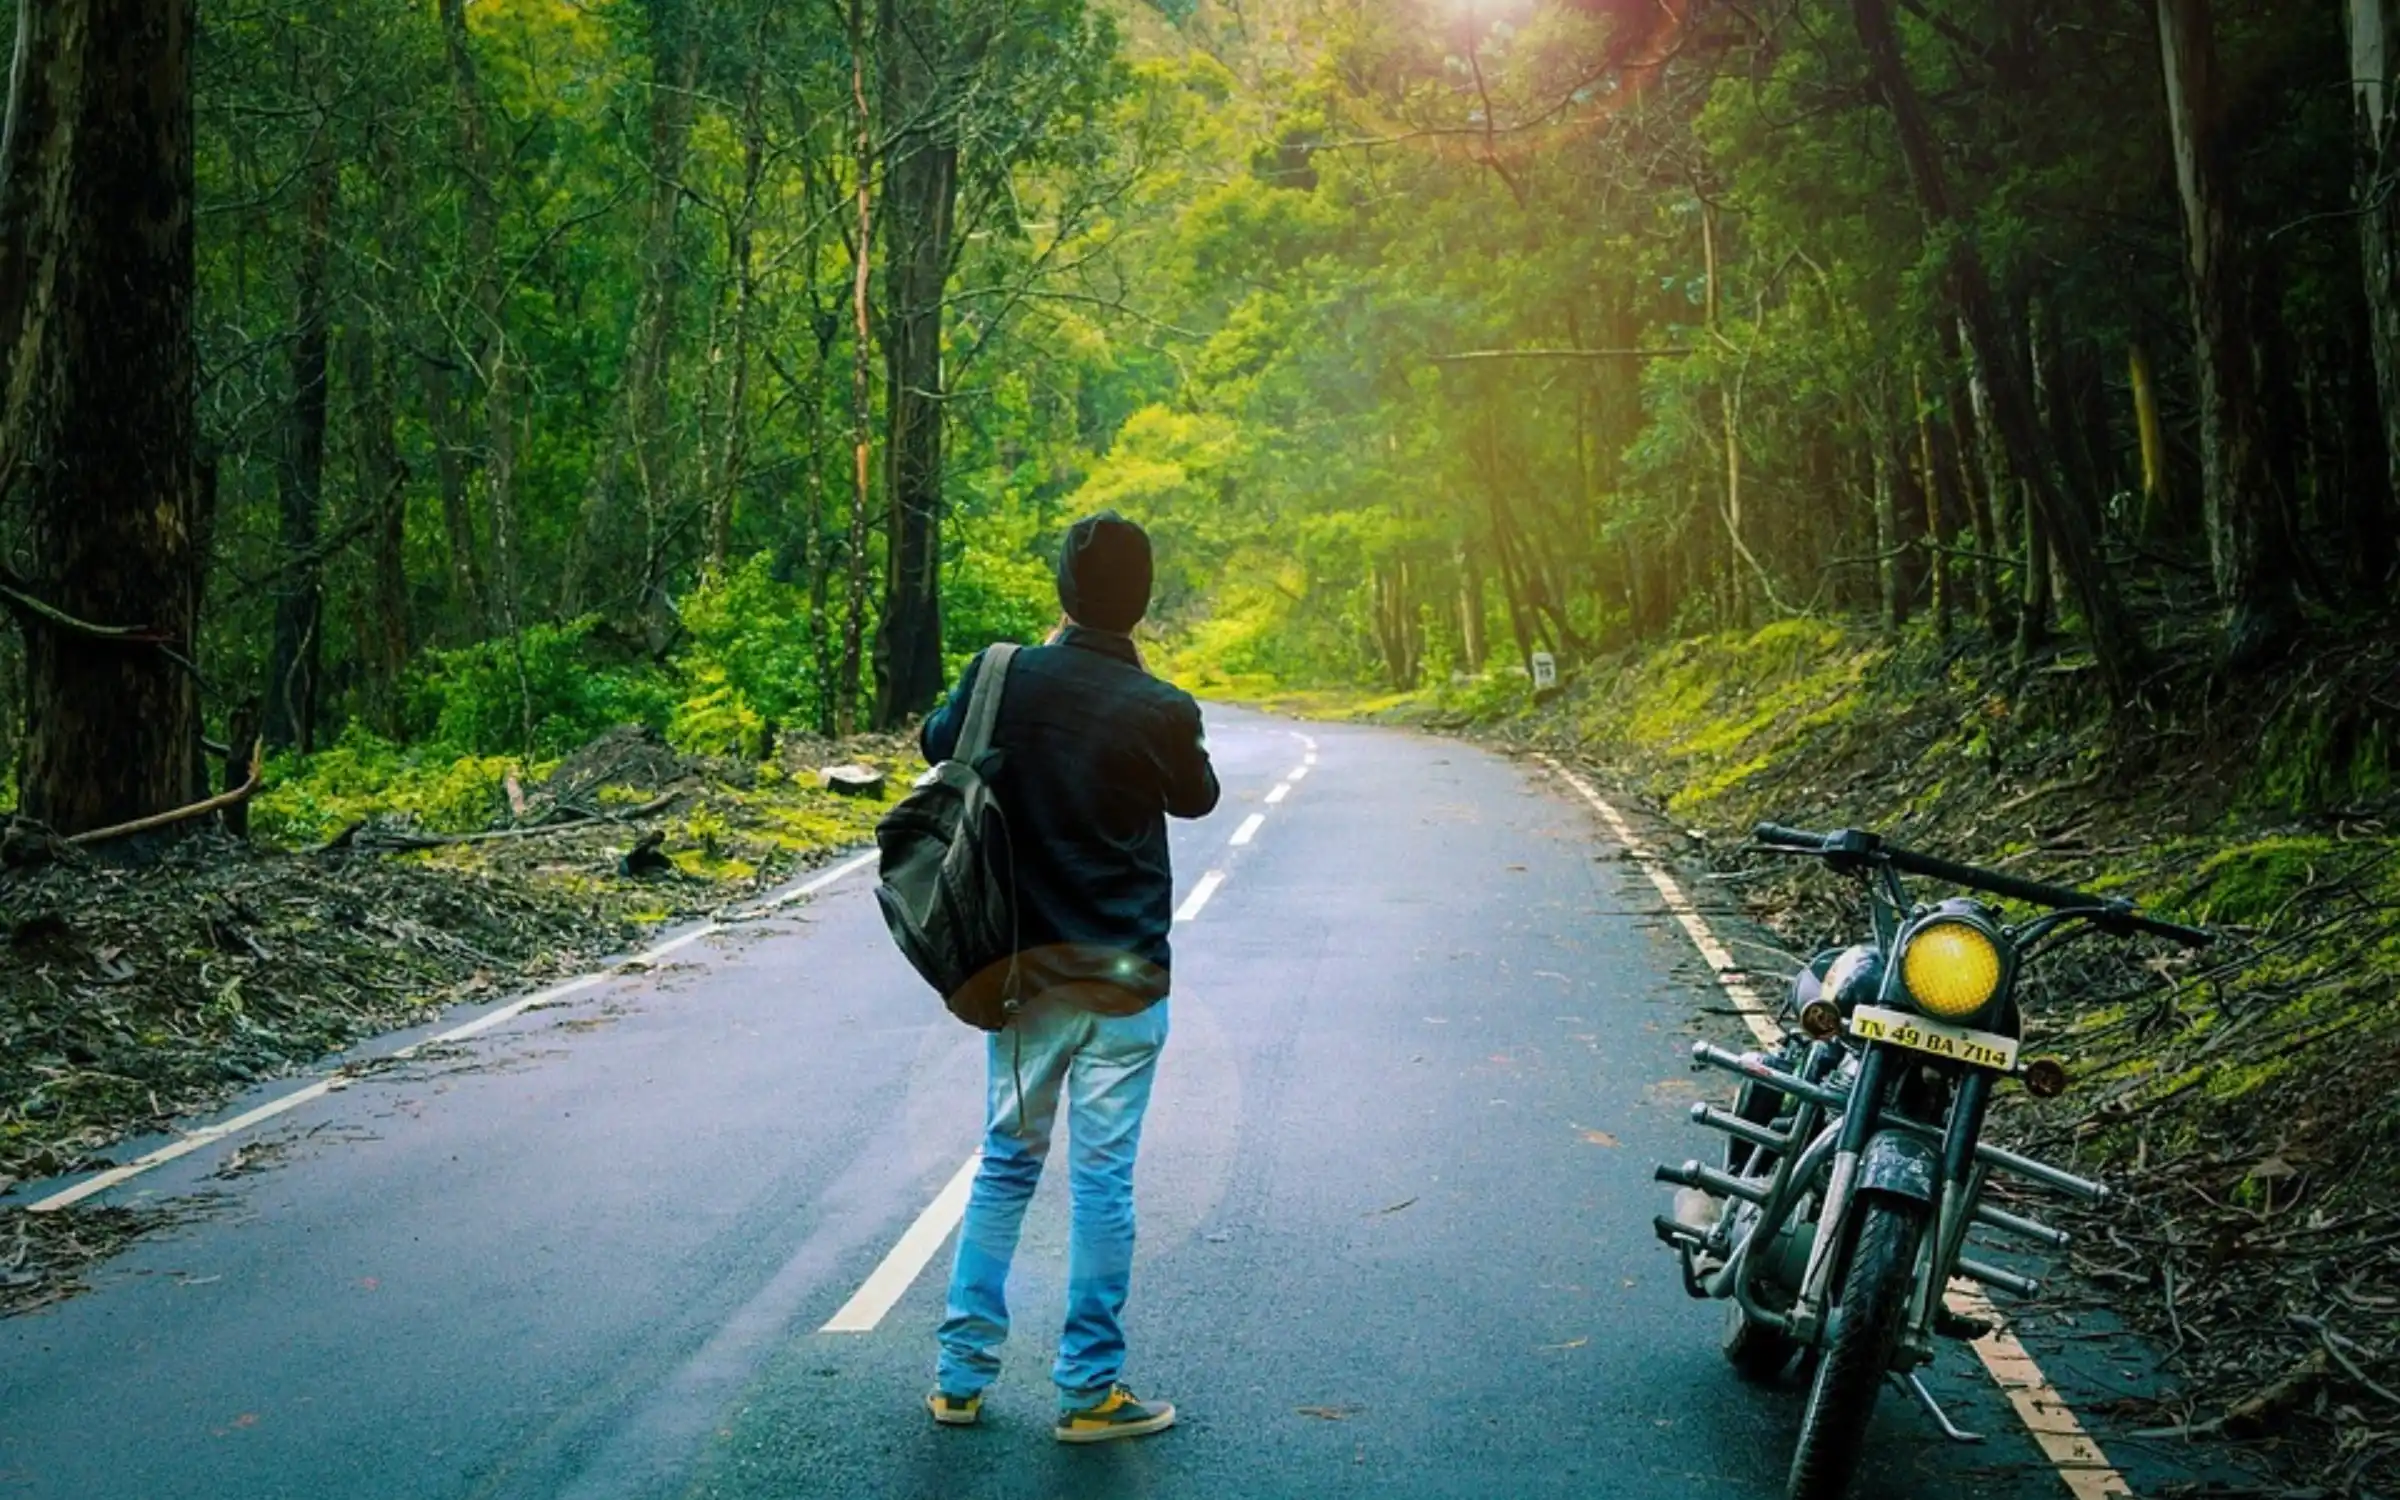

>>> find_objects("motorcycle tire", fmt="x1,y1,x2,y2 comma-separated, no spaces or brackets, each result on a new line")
1721,1296,1798,1382
1785,1199,1923,1500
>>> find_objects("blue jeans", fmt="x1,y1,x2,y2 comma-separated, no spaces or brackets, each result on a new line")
935,995,1168,1408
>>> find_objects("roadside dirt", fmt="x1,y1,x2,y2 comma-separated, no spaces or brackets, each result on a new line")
0,723,913,1316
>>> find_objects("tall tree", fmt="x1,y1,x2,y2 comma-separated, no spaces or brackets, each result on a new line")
2157,0,2300,661
1850,0,2145,701
265,132,337,752
566,0,705,618
2353,0,2400,591
0,0,203,834
872,0,971,727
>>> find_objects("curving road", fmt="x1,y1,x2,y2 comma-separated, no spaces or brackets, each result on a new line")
0,708,2226,1499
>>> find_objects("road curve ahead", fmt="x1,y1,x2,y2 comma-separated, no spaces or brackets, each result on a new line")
1,707,2214,1500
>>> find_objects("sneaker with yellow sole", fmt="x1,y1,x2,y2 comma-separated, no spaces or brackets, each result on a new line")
926,1391,983,1427
1055,1385,1176,1444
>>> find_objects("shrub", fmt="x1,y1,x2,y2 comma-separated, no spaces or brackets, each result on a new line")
405,618,675,757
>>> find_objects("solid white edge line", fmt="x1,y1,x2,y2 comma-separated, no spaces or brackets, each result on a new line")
29,1083,339,1212
1230,813,1266,847
1265,783,1291,805
820,1153,982,1333
1173,870,1226,923
1535,754,2134,1500
26,848,883,1215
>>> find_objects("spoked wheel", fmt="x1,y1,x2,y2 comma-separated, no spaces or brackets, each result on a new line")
1786,1200,1923,1500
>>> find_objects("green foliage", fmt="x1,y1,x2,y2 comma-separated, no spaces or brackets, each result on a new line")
670,556,818,755
251,726,534,845
405,620,676,758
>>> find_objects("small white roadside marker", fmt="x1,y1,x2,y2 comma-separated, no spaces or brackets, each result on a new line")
1174,870,1227,923
821,1153,981,1333
1231,813,1266,847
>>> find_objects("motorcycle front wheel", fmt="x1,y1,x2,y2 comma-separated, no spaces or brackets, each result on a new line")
1785,1199,1923,1500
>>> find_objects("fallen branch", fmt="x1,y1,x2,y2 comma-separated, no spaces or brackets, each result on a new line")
64,745,266,848
2292,1315,2400,1408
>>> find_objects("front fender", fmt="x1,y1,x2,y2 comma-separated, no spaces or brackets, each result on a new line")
1857,1130,1938,1205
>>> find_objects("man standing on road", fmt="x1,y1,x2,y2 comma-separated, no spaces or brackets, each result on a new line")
919,510,1219,1444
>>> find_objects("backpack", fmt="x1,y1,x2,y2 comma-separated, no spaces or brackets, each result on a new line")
873,644,1023,1031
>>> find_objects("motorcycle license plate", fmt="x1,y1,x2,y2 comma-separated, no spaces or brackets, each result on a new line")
1847,1005,2020,1071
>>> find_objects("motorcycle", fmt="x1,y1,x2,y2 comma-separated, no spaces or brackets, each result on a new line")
1651,823,2214,1500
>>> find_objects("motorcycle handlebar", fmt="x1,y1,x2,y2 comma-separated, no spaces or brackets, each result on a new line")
1746,822,2215,949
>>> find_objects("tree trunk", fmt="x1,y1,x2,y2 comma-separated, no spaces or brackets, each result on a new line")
1458,544,1487,672
440,0,529,749
422,357,489,636
836,0,873,737
351,329,408,736
266,141,336,754
2128,339,2176,534
2341,327,2397,595
2157,0,2301,662
872,0,967,728
0,0,202,835
566,0,701,618
1853,0,2143,700
2350,0,2400,592
1887,420,1930,625
1916,368,1964,639
708,36,770,579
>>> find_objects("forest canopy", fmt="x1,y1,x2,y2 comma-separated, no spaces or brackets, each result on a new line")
0,0,2394,833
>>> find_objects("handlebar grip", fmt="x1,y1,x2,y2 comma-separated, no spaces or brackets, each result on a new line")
1751,822,1831,850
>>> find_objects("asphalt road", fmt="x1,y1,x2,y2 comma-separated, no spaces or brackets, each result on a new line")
1,707,2228,1499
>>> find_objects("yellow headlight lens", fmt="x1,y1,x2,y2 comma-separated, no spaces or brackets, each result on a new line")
1902,922,2003,1020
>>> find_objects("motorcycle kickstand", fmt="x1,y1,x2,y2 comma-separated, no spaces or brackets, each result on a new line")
1895,1372,1986,1445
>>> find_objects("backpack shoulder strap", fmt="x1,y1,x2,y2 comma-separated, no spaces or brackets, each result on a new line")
955,643,1019,762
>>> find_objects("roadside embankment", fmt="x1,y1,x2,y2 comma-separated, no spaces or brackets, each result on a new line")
1,725,910,1311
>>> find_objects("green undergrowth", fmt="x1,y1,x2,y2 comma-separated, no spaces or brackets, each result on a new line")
1501,617,2399,1469
250,723,911,933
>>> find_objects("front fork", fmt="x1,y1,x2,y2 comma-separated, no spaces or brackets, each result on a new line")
1909,1070,1994,1356
1786,1045,1891,1344
1791,1054,1996,1356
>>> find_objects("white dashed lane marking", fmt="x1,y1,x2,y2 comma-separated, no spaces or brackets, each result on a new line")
1173,870,1228,923
1231,813,1266,847
820,1153,983,1333
1539,755,2134,1500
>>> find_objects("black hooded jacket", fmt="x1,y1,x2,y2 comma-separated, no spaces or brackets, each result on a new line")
919,627,1219,1002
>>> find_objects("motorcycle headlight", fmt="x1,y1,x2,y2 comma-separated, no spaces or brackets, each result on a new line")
1901,920,2005,1021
